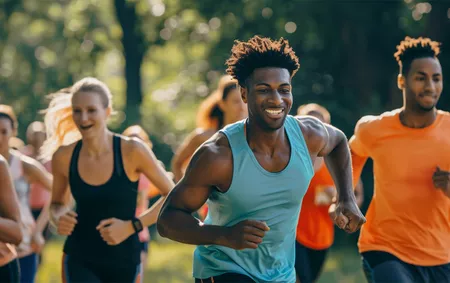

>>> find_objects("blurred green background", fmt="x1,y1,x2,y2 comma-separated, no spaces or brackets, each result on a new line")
1,0,449,282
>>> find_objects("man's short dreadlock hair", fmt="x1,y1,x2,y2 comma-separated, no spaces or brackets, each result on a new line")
226,36,300,87
394,36,441,75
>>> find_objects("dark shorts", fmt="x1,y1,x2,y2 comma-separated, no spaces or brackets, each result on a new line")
362,251,450,283
18,253,38,283
195,273,255,283
0,259,20,283
294,241,329,283
62,254,141,283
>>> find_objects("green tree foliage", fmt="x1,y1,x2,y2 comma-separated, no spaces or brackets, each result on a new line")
190,0,450,134
0,0,117,133
0,0,449,172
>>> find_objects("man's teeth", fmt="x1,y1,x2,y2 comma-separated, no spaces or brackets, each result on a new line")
265,109,283,114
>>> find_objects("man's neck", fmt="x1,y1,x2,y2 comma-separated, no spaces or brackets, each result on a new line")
400,107,437,128
245,119,287,155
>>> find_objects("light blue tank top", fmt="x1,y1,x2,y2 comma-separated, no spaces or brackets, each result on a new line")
193,115,314,283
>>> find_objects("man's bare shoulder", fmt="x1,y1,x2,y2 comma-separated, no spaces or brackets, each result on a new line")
295,115,327,135
295,116,328,150
184,132,233,190
295,115,347,156
192,132,232,168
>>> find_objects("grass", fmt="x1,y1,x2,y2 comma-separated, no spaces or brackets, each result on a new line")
318,247,365,283
35,237,365,283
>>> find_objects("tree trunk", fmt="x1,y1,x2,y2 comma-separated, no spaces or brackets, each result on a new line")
113,0,145,125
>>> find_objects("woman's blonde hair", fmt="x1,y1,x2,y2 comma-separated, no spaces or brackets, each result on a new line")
122,125,153,149
40,77,113,161
195,75,239,130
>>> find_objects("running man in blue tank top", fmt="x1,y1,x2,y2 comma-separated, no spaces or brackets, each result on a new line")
157,36,366,283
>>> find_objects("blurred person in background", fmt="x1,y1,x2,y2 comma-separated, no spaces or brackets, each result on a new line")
9,137,25,151
171,75,247,219
350,37,450,283
295,103,364,283
22,121,54,267
23,122,52,224
42,78,174,283
0,105,52,283
0,155,23,283
123,125,170,282
171,75,247,182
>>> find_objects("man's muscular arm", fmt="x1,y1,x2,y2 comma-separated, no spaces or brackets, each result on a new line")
157,133,233,245
157,133,269,250
298,116,365,233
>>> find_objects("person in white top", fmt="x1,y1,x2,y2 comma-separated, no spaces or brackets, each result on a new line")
0,105,52,283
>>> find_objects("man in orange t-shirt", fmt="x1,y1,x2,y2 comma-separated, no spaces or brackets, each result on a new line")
350,37,450,283
295,104,364,283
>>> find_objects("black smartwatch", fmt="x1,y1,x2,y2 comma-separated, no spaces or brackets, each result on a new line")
131,217,143,233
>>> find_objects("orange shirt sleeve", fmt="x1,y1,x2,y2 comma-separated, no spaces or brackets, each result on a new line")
349,116,375,157
349,116,375,185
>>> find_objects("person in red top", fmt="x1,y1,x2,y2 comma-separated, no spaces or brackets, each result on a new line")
295,103,364,283
350,37,450,282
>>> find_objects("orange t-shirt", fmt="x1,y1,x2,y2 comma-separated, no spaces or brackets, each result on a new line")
350,109,450,266
296,164,335,250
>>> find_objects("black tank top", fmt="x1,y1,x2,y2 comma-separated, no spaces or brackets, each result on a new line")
63,135,140,266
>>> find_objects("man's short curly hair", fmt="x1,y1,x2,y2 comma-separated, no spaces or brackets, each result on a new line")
394,36,441,75
226,36,300,87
